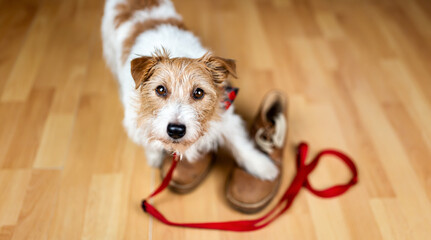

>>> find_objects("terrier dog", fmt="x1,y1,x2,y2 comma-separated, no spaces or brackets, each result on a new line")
102,0,278,180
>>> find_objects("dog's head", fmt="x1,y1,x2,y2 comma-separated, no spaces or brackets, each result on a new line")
131,50,236,152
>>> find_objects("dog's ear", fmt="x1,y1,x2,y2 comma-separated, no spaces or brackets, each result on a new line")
200,53,237,84
131,56,157,89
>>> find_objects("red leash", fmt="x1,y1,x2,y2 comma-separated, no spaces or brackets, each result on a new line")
141,142,358,231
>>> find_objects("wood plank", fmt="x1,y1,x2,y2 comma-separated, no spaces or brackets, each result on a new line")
46,95,107,240
10,170,61,240
33,114,74,169
370,199,410,240
0,1,58,102
1,89,54,168
0,226,14,240
0,170,32,227
81,174,124,240
0,1,37,94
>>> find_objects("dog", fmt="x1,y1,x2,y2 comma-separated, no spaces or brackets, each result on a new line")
101,0,278,180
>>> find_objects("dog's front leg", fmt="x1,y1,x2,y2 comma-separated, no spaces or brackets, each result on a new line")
222,112,279,180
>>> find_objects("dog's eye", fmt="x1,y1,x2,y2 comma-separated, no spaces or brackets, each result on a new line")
155,85,167,97
192,88,205,100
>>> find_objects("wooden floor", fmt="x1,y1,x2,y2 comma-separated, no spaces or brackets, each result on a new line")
1,0,431,239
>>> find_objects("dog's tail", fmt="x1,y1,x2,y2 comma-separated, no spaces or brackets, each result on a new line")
101,0,176,76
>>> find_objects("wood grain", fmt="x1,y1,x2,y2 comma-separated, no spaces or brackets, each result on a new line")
0,0,430,239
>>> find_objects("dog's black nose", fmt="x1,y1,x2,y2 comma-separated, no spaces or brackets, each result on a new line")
167,123,186,139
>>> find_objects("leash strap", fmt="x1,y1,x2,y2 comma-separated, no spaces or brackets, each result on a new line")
141,142,358,231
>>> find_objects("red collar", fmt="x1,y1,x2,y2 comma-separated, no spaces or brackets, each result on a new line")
223,87,239,110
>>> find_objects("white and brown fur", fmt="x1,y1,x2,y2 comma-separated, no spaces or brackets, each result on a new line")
101,0,278,180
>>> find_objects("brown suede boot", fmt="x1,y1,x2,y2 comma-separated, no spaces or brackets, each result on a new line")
226,91,287,213
161,152,215,194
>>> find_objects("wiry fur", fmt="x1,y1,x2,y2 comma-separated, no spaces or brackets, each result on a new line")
102,0,278,180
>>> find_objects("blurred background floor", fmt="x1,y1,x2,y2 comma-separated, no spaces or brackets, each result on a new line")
1,0,431,239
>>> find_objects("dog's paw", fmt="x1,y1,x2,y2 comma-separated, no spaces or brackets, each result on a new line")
243,151,279,181
144,148,164,168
